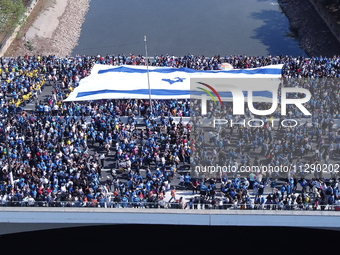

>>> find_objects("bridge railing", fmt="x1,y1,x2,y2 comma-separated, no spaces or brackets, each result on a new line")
1,200,339,211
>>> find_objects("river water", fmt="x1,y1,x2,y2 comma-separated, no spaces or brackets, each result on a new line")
72,0,307,57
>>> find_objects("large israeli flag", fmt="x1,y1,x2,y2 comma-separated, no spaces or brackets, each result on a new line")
64,64,283,102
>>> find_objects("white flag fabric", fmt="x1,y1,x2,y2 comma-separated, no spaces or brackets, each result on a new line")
64,64,283,102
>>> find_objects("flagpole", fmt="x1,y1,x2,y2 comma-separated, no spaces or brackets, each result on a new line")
144,36,152,113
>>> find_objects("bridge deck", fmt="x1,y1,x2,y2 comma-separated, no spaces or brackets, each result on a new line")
0,208,339,235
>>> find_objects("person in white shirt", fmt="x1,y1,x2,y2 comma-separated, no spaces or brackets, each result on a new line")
42,176,49,185
179,175,184,186
100,153,105,168
105,142,110,155
67,180,73,188
1,193,8,206
26,196,35,206
106,194,112,208
44,105,49,115
316,180,321,190
126,158,131,169
53,104,58,114
161,156,166,167
61,183,67,193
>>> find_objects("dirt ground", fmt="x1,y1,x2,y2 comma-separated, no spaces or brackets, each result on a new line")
4,0,55,56
4,0,90,57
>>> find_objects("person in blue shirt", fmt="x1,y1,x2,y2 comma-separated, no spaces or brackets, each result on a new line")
132,195,140,208
185,198,193,210
38,104,44,116
286,184,291,196
281,185,286,199
184,173,191,189
200,181,207,198
121,196,128,208
300,179,307,193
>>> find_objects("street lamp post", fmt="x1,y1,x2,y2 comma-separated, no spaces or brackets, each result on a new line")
3,122,12,185
5,129,11,183
144,36,152,113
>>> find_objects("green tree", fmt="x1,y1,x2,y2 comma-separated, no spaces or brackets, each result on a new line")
0,0,25,34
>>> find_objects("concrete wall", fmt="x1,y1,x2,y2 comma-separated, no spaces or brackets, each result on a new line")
0,0,39,57
0,208,340,234
309,0,340,44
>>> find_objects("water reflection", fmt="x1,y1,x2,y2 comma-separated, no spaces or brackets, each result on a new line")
250,9,306,56
72,0,306,57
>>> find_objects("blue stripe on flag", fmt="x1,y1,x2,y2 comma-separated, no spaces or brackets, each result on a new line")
97,66,282,75
76,89,274,98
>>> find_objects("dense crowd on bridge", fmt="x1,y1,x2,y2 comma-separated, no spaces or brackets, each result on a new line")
0,53,339,209
174,174,339,210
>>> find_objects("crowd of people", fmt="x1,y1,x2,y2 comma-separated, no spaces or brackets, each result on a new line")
0,53,339,210
179,176,340,211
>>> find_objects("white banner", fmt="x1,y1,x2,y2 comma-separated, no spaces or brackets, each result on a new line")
65,64,283,102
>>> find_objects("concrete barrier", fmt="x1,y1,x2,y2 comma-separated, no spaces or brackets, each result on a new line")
0,208,339,235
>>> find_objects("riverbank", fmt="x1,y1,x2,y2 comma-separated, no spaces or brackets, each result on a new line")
5,0,339,57
5,0,90,57
278,0,340,57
